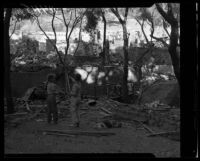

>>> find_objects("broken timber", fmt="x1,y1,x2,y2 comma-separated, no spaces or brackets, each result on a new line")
42,129,115,136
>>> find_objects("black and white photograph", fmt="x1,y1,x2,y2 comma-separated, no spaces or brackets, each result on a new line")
3,2,197,158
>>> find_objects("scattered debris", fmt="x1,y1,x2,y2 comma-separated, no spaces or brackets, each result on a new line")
35,119,45,122
94,120,122,129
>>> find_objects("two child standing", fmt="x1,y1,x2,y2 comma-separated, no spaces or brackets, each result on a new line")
46,73,82,127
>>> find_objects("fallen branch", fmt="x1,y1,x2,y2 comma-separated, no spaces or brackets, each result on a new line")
99,107,112,115
140,123,155,134
147,131,179,137
99,111,111,117
80,112,87,116
105,100,118,108
25,102,33,112
5,112,28,117
43,132,75,137
27,106,46,120
108,99,129,107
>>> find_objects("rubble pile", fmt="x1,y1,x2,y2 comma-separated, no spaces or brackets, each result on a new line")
84,98,180,141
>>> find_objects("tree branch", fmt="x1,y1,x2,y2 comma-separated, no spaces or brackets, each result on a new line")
150,35,169,47
135,46,154,66
111,8,124,24
64,16,79,61
124,8,129,22
68,18,78,41
163,19,170,37
61,8,69,51
155,3,175,25
64,9,85,61
47,10,63,22
36,16,64,65
9,19,17,39
51,9,57,45
67,9,86,44
73,18,83,55
149,19,154,43
136,18,149,44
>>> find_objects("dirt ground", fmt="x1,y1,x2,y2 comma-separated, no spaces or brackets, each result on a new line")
4,110,180,157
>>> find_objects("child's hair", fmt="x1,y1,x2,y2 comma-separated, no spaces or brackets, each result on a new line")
74,73,81,82
47,74,56,82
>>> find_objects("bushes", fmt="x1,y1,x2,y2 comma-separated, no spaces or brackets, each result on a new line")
75,40,101,56
15,36,39,56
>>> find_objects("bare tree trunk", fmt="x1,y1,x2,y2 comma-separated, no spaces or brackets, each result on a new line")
111,8,129,103
168,24,180,85
155,3,180,86
102,13,106,66
122,23,129,102
63,64,70,95
4,8,14,114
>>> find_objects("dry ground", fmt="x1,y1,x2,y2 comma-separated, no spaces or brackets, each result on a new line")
4,112,180,157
